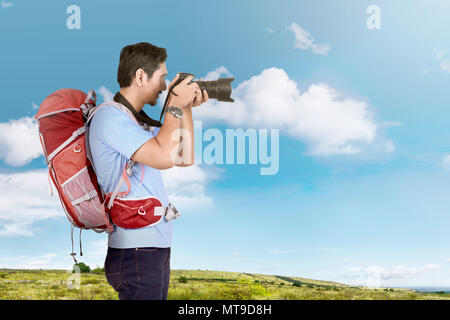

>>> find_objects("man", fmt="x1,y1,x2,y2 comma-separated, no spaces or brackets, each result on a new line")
88,42,208,300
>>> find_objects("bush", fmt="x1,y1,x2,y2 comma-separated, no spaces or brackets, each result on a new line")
178,276,188,283
91,267,105,274
236,279,270,297
217,286,252,300
279,290,303,300
82,278,102,285
73,262,91,273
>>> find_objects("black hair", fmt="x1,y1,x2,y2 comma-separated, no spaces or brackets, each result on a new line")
117,42,167,88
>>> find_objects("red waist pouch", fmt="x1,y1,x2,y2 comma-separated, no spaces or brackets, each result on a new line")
105,195,165,229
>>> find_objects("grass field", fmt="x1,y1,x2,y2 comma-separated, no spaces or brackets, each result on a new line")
0,268,449,300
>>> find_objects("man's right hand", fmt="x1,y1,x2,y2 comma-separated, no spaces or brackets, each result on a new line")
167,73,199,108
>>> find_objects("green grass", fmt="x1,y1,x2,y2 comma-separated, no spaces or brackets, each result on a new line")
0,268,448,300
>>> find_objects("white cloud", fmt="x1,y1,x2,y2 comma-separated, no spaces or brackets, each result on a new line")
0,161,218,238
269,247,338,255
32,102,39,110
435,49,446,60
1,2,13,8
25,253,58,268
442,154,450,171
202,66,233,81
161,164,219,213
81,238,108,268
0,239,108,270
266,27,275,34
345,263,441,283
0,169,63,236
288,23,314,50
433,49,450,74
194,67,390,157
424,264,440,271
440,59,450,73
0,221,34,237
167,186,214,211
96,85,114,103
287,22,331,56
0,117,43,166
310,43,332,56
385,140,395,153
0,253,67,269
161,164,219,190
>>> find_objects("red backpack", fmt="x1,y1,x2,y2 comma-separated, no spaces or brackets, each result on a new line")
35,89,177,262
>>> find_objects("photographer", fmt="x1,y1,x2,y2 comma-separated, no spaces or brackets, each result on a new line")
88,42,209,300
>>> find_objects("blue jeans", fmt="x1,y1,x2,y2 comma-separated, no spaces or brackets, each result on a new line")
104,246,171,300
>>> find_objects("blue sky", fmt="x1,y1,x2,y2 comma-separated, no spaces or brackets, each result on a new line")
1,0,450,288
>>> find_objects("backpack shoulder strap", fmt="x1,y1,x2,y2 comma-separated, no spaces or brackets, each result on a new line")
86,101,139,126
86,101,142,207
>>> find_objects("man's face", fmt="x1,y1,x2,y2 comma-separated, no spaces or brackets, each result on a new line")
141,62,168,106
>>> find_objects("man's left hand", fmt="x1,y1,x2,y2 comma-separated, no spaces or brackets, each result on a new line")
187,79,209,109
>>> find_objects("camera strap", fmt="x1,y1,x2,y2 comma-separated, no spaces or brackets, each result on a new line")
158,72,194,124
158,82,177,125
113,92,162,128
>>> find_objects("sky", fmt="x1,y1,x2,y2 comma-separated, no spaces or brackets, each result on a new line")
1,0,450,288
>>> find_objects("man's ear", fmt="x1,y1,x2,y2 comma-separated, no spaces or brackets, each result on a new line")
134,68,145,87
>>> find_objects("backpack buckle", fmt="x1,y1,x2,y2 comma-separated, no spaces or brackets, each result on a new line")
125,160,135,176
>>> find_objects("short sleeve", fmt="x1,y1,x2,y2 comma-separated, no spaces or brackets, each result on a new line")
97,106,153,159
